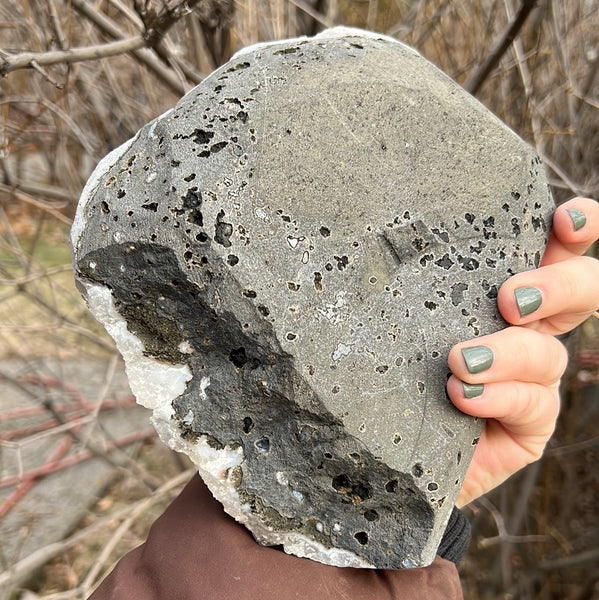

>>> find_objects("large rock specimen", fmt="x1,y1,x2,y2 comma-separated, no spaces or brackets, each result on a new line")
71,28,554,569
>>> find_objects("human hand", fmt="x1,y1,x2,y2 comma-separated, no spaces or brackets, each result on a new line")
447,197,599,507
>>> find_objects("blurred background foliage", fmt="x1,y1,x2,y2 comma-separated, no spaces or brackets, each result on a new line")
0,1,597,598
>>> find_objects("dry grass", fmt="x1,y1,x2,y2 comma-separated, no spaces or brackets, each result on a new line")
0,1,597,598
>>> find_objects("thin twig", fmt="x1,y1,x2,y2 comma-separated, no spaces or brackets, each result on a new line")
0,435,74,519
107,0,144,29
475,496,508,536
539,548,599,570
539,151,587,196
81,468,195,593
0,177,75,202
0,395,131,422
0,95,97,155
45,0,68,51
0,265,73,286
0,469,194,589
0,398,135,440
71,0,189,96
0,184,72,224
286,0,334,28
547,436,599,456
154,38,205,84
478,533,550,548
29,60,65,88
141,0,202,47
507,461,541,540
504,0,543,150
0,428,157,490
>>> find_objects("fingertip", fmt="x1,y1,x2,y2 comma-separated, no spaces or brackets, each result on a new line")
552,197,598,245
496,281,522,324
447,344,464,374
446,375,466,405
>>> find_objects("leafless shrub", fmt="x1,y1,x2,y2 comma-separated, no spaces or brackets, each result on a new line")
1,1,597,598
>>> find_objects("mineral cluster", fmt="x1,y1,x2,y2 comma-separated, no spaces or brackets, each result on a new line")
72,28,554,568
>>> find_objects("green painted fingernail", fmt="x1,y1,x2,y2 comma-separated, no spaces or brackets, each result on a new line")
567,209,586,231
461,346,493,374
462,382,484,398
514,286,542,317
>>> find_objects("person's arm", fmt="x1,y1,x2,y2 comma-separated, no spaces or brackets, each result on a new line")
89,474,463,600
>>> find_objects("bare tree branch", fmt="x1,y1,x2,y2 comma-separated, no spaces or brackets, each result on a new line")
45,0,68,51
0,183,72,224
1,0,204,94
81,468,194,593
465,0,539,95
141,0,202,47
539,548,599,570
0,469,194,589
70,0,190,96
0,36,147,77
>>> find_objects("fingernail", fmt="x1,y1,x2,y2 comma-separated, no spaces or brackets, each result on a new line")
514,286,542,317
567,209,586,231
462,382,484,398
461,346,493,374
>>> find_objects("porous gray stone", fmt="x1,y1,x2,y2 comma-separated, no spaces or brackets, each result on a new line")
71,28,554,569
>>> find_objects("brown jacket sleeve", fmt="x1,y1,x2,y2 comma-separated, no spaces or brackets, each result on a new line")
89,474,463,600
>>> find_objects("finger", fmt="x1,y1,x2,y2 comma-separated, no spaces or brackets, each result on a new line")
448,376,561,507
541,197,599,266
448,326,568,386
496,255,599,335
447,376,560,440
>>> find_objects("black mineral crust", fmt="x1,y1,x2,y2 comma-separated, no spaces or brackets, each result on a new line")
72,28,554,569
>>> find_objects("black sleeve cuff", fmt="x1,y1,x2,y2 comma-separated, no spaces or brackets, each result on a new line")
437,507,471,565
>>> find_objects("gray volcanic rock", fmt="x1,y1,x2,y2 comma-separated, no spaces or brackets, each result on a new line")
71,28,553,569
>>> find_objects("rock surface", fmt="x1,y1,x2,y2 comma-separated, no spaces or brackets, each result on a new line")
71,28,554,569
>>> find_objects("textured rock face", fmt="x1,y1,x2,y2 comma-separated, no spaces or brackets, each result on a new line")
72,28,553,569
